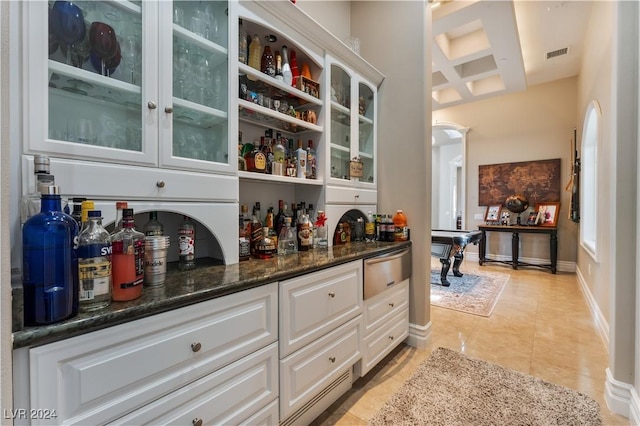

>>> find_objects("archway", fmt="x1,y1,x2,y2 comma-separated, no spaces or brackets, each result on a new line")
432,121,469,230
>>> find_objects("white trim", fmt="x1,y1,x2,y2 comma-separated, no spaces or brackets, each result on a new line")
464,252,576,273
605,367,634,418
579,100,601,263
576,266,609,349
406,321,432,349
630,388,640,426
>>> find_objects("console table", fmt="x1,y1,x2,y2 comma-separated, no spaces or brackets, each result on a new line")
478,225,557,274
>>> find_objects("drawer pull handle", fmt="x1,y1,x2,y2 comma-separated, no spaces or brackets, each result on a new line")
389,302,395,308
328,291,335,298
354,194,360,199
165,106,174,113
389,336,394,340
192,418,203,426
191,342,202,352
329,356,336,363
148,101,157,110
156,180,166,188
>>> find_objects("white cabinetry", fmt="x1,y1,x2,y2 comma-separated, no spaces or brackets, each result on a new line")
360,279,409,376
12,283,278,425
278,261,363,424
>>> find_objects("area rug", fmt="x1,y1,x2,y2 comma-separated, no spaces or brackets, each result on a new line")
430,269,508,317
368,347,603,426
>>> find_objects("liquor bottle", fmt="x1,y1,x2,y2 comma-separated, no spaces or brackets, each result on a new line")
393,210,409,241
70,197,86,227
261,45,275,77
281,45,293,86
296,208,312,251
265,206,278,246
22,185,79,325
289,49,300,86
273,135,286,176
295,139,306,178
113,201,128,234
254,227,276,259
78,210,112,311
238,205,250,261
277,216,297,255
80,200,95,232
238,19,247,65
143,211,164,236
247,34,262,80
377,214,385,241
20,167,56,225
250,205,263,256
111,208,145,301
314,210,328,247
244,140,267,173
274,199,287,236
178,215,196,271
274,50,283,81
306,139,317,179
365,211,375,242
385,214,395,242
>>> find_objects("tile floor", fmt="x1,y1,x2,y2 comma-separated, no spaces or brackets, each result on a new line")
311,260,629,425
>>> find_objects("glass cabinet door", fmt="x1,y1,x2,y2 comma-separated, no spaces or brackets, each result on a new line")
160,1,230,171
357,81,375,185
329,64,352,181
41,0,154,165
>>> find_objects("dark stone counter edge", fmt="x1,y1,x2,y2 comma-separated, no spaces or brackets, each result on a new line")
13,241,411,350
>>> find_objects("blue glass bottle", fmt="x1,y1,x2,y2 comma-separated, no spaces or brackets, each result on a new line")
22,185,79,325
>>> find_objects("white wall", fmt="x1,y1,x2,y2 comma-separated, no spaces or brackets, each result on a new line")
432,143,461,229
296,0,351,44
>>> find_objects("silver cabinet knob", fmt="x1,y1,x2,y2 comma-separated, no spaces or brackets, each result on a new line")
156,181,166,188
388,335,394,340
148,101,157,109
354,194,360,199
328,291,335,298
165,106,173,113
329,356,336,363
192,418,202,426
191,342,202,352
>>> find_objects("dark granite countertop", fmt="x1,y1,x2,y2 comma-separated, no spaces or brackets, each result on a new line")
12,241,411,350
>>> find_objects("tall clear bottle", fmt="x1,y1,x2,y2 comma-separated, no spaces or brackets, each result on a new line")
178,215,196,270
111,208,145,301
295,139,307,178
238,19,248,65
281,45,293,86
306,140,317,179
277,216,297,255
22,185,79,325
78,210,112,311
143,211,164,236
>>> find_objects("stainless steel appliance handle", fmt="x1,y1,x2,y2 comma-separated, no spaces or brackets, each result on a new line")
364,248,410,265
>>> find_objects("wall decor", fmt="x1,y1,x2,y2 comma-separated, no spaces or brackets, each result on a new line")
484,205,502,223
535,202,561,227
478,158,561,206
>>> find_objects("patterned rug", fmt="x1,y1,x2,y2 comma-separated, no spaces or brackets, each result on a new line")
368,347,603,426
430,269,508,317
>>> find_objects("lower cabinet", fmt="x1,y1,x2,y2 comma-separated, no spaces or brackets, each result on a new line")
278,260,364,425
12,283,278,426
360,279,410,376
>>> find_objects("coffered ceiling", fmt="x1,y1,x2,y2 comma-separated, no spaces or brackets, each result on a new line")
431,0,593,111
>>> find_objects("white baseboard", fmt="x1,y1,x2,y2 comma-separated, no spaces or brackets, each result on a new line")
406,321,431,348
605,367,634,418
463,252,575,273
629,387,640,425
575,266,610,349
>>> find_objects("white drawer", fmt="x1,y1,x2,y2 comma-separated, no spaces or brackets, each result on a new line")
360,309,409,376
363,279,409,336
24,156,238,202
239,399,279,426
28,283,278,425
325,185,377,204
279,316,362,419
279,261,363,358
110,344,279,426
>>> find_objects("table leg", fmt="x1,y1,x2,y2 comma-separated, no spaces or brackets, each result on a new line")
550,231,558,274
479,230,486,265
452,252,464,277
439,258,451,286
511,232,519,269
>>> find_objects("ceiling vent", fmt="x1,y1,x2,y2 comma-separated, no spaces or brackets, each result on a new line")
546,47,570,60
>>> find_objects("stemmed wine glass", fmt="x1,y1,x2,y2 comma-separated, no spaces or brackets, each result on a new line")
121,34,141,84
60,20,91,68
89,21,118,76
191,53,209,105
173,44,191,99
50,1,86,65
90,41,121,77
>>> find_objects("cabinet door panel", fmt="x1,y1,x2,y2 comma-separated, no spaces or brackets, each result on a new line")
279,261,362,358
361,309,409,376
28,283,277,425
111,344,278,426
325,185,376,204
363,279,409,336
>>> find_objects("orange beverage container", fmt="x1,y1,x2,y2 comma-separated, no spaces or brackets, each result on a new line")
393,210,408,241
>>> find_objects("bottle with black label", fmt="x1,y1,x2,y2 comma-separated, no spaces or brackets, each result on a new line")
178,215,196,270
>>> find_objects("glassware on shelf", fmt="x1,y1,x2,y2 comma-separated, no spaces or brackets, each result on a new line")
90,41,121,77
173,44,191,99
121,34,141,85
89,21,118,76
59,19,91,68
50,1,86,65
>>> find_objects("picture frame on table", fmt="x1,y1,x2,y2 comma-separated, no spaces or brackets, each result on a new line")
535,202,561,227
526,211,539,226
484,205,502,223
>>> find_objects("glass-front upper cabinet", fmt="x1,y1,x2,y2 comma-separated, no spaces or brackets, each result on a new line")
327,57,377,188
24,0,231,174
